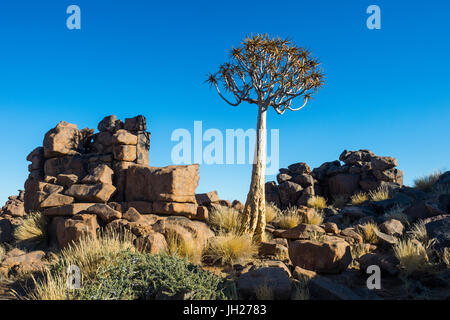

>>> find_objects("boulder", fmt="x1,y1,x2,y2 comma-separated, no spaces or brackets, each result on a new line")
81,164,114,185
323,222,339,234
134,232,168,254
370,156,397,171
40,193,74,208
98,115,118,132
152,216,214,249
288,162,311,175
125,164,199,203
373,229,398,246
113,145,137,162
358,253,399,276
55,214,99,248
196,206,209,221
135,131,150,165
238,267,292,300
308,275,361,300
65,183,116,203
112,129,137,145
195,191,220,205
2,199,25,217
122,207,144,222
258,241,288,258
43,121,81,158
292,173,315,187
340,228,363,244
328,174,360,196
56,174,79,188
0,250,46,277
277,173,292,184
279,224,325,240
43,203,96,216
44,155,87,179
423,215,450,249
86,203,122,223
288,239,352,273
152,202,198,218
339,149,374,165
124,115,146,132
380,219,404,237
278,181,303,208
126,201,153,214
265,181,281,207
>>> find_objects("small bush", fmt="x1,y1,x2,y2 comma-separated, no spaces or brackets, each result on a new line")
357,222,379,244
414,171,442,192
208,207,240,234
203,233,257,266
276,206,301,229
351,192,369,205
14,211,48,245
394,239,429,274
265,202,280,223
369,186,390,202
166,230,202,264
306,209,324,226
384,205,410,225
332,194,347,209
307,196,327,210
409,220,428,243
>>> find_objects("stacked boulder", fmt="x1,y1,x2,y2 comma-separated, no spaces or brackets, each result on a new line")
18,115,208,249
266,150,404,208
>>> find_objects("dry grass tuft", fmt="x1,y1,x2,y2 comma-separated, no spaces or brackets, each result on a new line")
276,206,301,229
307,196,327,210
409,220,428,243
306,210,324,226
414,171,442,192
14,211,48,244
357,222,379,244
350,244,372,269
351,192,369,205
166,230,202,264
203,233,257,266
27,230,135,300
292,276,310,300
265,202,281,223
394,239,429,274
208,206,241,234
369,186,390,202
384,205,410,225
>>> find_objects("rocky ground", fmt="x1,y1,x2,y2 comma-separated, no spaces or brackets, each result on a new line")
0,115,449,300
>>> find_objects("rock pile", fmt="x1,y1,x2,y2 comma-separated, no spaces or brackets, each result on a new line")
12,115,212,249
266,149,404,208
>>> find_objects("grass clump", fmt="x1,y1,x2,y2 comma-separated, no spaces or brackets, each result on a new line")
409,220,429,243
203,233,257,266
28,231,236,300
357,222,379,244
307,196,327,210
265,202,280,223
369,186,390,202
414,171,442,192
351,192,369,205
208,207,240,234
166,231,202,264
276,206,301,229
384,205,410,225
306,210,324,226
14,211,48,245
393,239,429,274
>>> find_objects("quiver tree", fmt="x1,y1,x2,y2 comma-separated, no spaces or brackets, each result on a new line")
207,34,325,242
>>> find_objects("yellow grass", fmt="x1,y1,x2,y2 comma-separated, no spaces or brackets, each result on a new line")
357,222,379,244
28,230,135,300
203,233,257,266
369,186,390,202
265,202,280,223
276,206,301,229
307,210,324,226
14,211,47,244
307,196,327,210
394,239,429,274
208,206,240,234
414,171,442,192
351,192,369,205
166,230,202,264
409,220,428,243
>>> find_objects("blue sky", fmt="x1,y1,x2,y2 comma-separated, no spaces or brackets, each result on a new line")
0,0,449,204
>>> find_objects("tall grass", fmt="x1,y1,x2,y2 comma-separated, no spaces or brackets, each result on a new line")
265,202,280,223
276,206,301,229
369,186,390,202
307,196,327,210
203,233,257,266
351,192,369,205
414,171,442,192
166,230,202,264
357,222,379,244
14,211,48,245
384,205,410,225
208,207,240,234
393,239,429,274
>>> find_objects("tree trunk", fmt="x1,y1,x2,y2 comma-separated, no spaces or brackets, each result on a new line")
239,106,267,242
